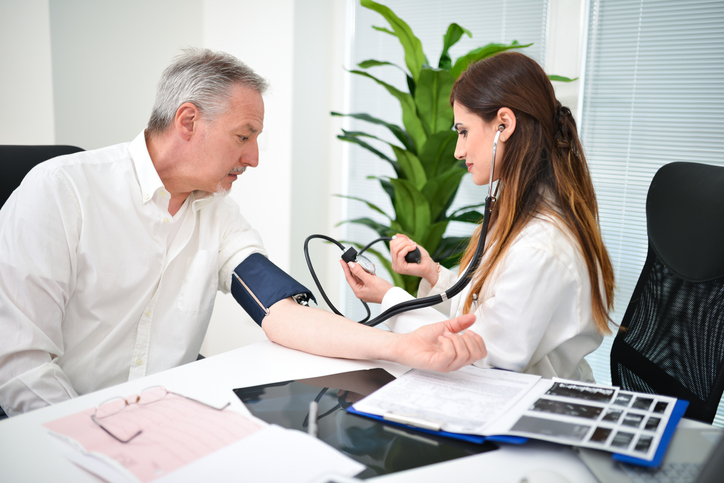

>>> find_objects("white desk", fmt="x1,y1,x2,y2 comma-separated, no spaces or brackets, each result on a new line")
0,341,669,482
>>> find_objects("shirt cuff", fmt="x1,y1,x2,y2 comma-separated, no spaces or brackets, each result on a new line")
0,362,77,417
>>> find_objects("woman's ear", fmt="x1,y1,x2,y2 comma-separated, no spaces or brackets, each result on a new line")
497,107,516,142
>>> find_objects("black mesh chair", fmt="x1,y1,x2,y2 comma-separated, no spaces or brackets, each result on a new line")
1,144,84,208
610,161,724,424
0,144,83,419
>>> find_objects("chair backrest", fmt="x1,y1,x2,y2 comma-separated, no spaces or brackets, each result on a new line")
0,144,84,208
611,161,724,424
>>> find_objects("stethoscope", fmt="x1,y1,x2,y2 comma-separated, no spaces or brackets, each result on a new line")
305,125,505,327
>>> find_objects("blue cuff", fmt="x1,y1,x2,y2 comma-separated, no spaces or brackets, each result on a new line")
231,253,316,326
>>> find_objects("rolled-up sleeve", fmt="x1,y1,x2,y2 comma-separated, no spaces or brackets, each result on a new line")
215,196,267,294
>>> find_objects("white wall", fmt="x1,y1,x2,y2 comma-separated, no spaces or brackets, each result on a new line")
0,0,55,144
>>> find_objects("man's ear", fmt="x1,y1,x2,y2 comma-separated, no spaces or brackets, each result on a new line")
174,102,200,141
497,107,516,142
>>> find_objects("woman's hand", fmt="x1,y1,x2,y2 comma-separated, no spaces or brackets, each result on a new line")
391,314,486,372
340,259,394,304
390,234,439,286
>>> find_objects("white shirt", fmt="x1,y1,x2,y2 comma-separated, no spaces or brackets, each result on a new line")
381,214,603,382
0,132,266,416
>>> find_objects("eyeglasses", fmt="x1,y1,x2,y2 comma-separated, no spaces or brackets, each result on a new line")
90,386,230,443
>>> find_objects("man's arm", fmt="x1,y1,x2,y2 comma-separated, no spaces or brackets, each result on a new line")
0,167,80,416
261,298,485,373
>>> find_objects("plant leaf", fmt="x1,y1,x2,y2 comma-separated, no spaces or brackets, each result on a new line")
548,74,578,82
336,132,400,176
439,23,472,70
391,145,427,190
372,25,395,36
334,195,391,220
414,68,456,136
331,111,415,153
419,220,449,258
362,0,427,82
389,178,431,240
349,69,427,153
378,178,395,204
335,218,391,239
421,168,466,221
450,41,533,79
357,59,407,74
449,210,484,223
449,202,486,217
434,236,470,267
419,130,458,178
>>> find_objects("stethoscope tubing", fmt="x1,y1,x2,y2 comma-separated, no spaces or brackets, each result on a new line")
305,126,504,326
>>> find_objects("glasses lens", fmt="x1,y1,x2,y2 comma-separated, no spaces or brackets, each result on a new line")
138,386,168,405
95,398,128,419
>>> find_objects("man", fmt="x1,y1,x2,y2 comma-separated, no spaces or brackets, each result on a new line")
0,49,485,417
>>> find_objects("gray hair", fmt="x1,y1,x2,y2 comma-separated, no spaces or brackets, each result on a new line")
147,48,268,134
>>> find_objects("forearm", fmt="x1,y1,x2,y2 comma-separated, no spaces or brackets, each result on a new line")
261,298,399,362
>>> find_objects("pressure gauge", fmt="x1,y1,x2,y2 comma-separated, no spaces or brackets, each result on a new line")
356,254,376,275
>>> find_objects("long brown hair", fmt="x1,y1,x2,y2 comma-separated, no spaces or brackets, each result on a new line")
451,52,615,334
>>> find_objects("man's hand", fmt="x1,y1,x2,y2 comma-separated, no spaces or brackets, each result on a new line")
340,259,394,304
390,314,486,372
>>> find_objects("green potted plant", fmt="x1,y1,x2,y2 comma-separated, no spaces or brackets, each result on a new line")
334,0,561,295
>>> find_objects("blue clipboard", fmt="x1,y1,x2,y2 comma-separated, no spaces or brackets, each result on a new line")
349,398,689,467
346,406,528,445
611,399,689,467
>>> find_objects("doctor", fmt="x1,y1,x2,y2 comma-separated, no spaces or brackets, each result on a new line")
0,49,485,417
343,52,615,382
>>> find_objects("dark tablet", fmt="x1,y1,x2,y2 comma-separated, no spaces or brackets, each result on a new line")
234,368,497,479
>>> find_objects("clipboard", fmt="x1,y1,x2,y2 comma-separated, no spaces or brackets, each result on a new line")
347,367,689,467
346,406,528,445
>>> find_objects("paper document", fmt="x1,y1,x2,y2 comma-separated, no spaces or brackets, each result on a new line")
45,389,364,482
352,365,540,434
45,391,264,482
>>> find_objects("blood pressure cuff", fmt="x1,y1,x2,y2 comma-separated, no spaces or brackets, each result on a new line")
231,253,316,326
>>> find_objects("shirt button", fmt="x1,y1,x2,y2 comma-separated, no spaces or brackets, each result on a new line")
144,194,150,201
145,310,151,317
136,358,143,366
163,218,169,223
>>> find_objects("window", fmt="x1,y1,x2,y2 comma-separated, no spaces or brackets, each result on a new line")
580,0,724,427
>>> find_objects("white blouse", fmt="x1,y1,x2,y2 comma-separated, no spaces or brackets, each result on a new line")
381,214,604,382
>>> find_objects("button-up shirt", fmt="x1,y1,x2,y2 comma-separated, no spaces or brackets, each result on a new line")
0,132,265,416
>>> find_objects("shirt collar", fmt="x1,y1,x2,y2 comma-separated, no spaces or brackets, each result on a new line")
130,131,165,205
129,131,217,210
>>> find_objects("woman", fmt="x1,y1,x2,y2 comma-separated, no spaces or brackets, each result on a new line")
342,52,615,382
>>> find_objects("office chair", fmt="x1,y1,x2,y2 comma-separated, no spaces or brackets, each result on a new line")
0,144,84,208
610,161,724,424
0,144,83,420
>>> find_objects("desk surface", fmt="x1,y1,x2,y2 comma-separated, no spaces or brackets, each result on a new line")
0,341,697,483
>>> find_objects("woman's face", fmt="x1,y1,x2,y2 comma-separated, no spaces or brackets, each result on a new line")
453,102,505,186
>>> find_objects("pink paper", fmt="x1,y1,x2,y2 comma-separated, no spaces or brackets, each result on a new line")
44,393,263,482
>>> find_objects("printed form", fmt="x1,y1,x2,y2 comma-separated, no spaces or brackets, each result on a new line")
353,366,541,434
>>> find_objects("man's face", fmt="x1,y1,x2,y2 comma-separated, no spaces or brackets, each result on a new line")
191,84,265,194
